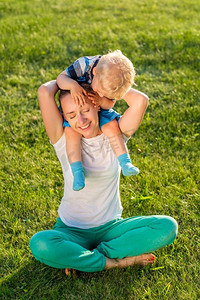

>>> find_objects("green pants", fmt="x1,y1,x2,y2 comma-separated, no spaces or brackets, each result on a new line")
29,215,178,272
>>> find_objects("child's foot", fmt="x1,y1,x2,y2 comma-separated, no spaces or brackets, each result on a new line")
71,161,85,191
121,163,139,176
118,153,139,176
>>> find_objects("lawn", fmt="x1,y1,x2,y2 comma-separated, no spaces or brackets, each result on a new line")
0,0,199,299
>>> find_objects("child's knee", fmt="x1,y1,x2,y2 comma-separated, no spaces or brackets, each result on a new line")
102,119,120,135
65,127,82,139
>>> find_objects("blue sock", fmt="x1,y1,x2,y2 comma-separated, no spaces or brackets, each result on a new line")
70,161,85,191
117,153,139,176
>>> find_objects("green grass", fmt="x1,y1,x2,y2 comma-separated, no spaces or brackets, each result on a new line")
0,0,199,299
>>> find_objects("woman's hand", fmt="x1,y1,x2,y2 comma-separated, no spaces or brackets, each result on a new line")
87,91,102,109
71,82,87,106
88,92,115,110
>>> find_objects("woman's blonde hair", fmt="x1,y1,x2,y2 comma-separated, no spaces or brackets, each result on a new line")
96,50,136,99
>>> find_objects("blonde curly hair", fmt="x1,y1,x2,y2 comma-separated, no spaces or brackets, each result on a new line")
96,50,136,99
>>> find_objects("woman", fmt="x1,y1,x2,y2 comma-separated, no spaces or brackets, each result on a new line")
30,80,178,274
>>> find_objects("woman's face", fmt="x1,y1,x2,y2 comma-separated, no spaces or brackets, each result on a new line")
61,94,101,138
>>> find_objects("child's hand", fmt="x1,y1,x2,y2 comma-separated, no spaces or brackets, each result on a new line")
87,92,102,109
71,82,87,106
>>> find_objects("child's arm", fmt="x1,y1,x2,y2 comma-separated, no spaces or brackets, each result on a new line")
88,91,116,109
57,70,87,106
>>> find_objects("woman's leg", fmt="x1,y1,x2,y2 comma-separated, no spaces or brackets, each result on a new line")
29,220,106,272
97,215,178,259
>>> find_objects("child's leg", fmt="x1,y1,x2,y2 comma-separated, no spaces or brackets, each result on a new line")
101,119,139,176
65,127,85,191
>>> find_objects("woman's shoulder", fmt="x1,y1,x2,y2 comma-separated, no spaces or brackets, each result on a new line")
51,132,66,151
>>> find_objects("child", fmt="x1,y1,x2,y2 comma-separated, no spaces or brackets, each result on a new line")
57,50,139,191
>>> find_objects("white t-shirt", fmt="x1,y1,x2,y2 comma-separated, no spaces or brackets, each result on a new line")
53,133,128,229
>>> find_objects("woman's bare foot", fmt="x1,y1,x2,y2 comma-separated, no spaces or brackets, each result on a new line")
105,253,155,269
65,254,155,274
65,268,77,278
65,268,71,276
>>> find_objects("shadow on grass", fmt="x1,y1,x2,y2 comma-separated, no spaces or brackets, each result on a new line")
1,258,148,300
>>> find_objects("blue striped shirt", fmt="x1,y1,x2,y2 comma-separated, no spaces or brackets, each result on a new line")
66,55,101,84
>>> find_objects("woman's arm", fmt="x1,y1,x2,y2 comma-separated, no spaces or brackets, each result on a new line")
38,80,64,144
118,88,149,137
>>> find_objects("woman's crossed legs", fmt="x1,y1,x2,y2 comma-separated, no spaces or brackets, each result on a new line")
29,215,178,273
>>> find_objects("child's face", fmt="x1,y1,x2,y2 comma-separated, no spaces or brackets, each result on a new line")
61,94,101,139
91,75,104,98
92,67,109,98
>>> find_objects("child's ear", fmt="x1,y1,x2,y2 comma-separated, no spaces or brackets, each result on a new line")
93,67,97,75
